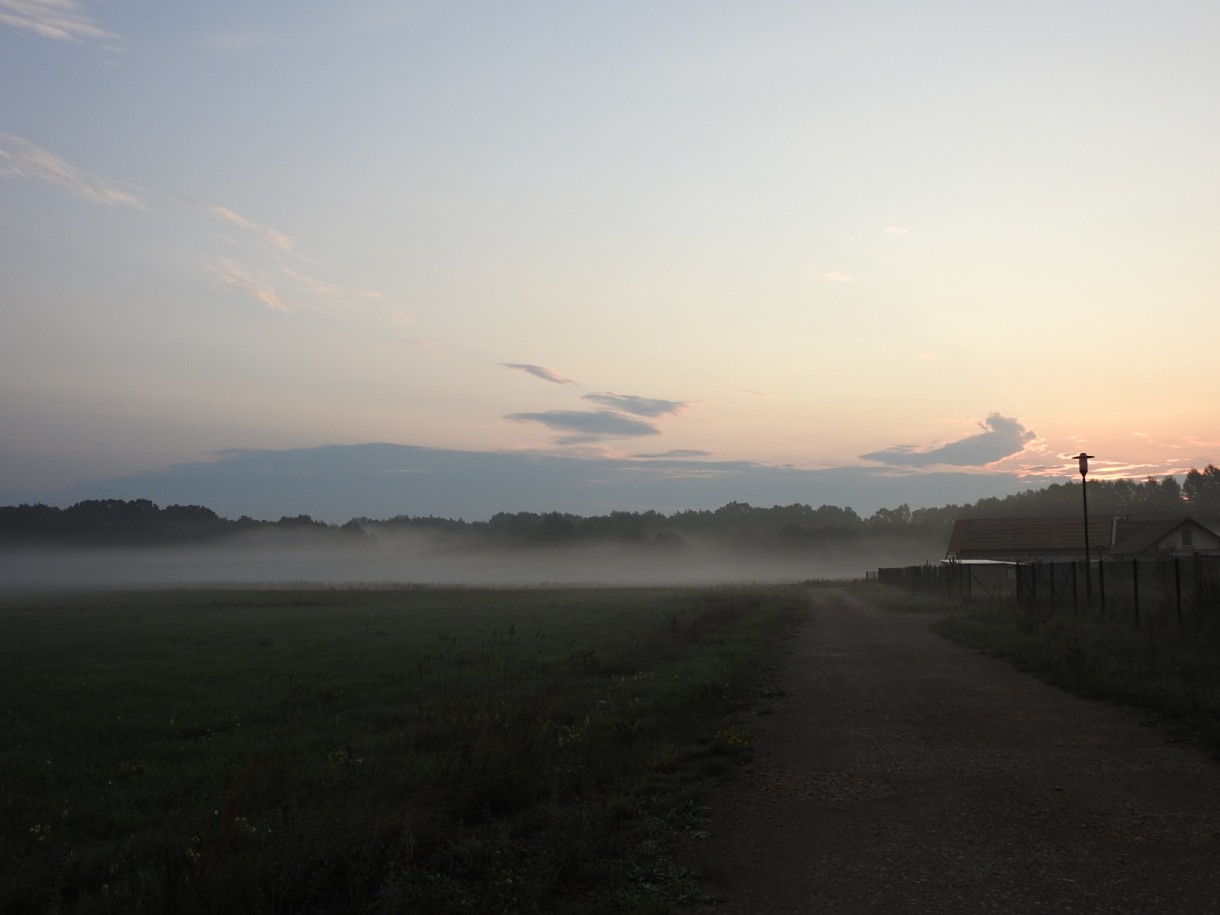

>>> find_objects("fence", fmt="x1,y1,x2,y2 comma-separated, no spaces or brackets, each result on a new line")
876,562,1018,602
878,557,1220,632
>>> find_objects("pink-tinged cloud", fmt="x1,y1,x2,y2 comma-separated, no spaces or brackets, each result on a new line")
279,265,413,324
0,0,117,43
280,266,342,297
213,259,290,313
183,199,411,324
635,449,712,459
0,137,409,325
0,133,142,207
884,226,910,236
203,204,296,253
501,363,579,386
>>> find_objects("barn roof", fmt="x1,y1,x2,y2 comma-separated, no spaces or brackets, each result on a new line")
947,516,1220,560
946,517,1114,559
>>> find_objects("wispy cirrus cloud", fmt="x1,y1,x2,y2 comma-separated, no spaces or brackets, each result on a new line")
200,203,296,254
0,133,409,323
0,133,142,207
180,197,409,322
860,413,1036,468
211,254,409,321
883,225,910,236
583,393,690,417
0,0,117,44
212,259,290,313
506,410,660,444
501,363,579,386
1182,436,1220,450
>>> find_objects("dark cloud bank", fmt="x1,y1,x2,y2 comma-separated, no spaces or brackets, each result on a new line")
499,363,578,386
505,410,661,442
861,414,1035,468
505,394,692,444
18,443,1037,525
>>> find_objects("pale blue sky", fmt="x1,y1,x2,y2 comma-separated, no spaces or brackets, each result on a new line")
2,1,1218,515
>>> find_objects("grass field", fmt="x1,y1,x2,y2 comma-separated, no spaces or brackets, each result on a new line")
862,584,1220,751
1,585,807,914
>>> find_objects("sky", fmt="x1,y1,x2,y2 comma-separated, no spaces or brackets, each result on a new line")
2,1,1218,520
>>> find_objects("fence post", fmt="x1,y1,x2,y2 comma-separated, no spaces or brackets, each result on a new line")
1132,558,1140,628
1098,559,1106,618
1072,561,1079,616
1175,557,1183,627
1194,555,1205,628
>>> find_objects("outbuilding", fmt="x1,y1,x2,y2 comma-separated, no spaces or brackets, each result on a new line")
945,516,1220,562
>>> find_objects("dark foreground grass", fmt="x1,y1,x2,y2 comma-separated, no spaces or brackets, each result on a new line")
861,585,1220,751
0,585,806,914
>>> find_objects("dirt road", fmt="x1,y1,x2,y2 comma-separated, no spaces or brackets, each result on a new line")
690,588,1220,913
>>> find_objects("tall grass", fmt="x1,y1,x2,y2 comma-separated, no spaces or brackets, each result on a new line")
861,585,1220,751
0,585,805,914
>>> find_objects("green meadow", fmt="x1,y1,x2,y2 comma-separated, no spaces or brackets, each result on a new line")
1,585,806,914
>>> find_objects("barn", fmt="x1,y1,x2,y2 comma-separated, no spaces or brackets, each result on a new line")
945,516,1220,562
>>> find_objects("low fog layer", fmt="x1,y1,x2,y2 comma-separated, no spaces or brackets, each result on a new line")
0,528,937,588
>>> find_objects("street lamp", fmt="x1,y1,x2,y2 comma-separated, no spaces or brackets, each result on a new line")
1075,452,1095,604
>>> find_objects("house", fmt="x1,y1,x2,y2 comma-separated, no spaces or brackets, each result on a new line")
945,517,1220,562
1108,518,1220,558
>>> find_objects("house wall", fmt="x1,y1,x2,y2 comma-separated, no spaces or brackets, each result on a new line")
1158,525,1220,555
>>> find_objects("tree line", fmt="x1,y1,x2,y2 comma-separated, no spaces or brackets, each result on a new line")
0,499,368,547
2,466,1217,550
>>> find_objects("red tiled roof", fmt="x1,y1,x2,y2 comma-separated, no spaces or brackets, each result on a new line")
946,517,1114,558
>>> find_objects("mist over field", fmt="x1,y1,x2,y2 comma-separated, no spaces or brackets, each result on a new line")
0,528,937,589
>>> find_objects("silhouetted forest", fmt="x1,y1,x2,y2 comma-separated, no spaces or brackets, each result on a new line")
0,499,368,547
2,466,1217,551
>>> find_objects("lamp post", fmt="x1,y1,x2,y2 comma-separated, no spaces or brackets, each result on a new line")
1076,452,1095,604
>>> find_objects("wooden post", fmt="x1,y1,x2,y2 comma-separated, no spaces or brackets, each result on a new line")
1132,559,1140,628
1175,557,1183,627
1072,561,1078,616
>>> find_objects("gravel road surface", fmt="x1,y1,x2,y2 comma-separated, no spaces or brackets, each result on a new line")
690,588,1220,913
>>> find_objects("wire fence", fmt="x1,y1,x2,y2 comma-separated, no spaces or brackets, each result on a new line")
877,556,1220,633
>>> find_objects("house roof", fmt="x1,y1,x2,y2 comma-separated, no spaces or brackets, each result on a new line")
946,517,1114,558
947,516,1220,560
1109,518,1207,555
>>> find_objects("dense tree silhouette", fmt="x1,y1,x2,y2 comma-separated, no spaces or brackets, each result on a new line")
1,467,1215,550
1184,465,1220,521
